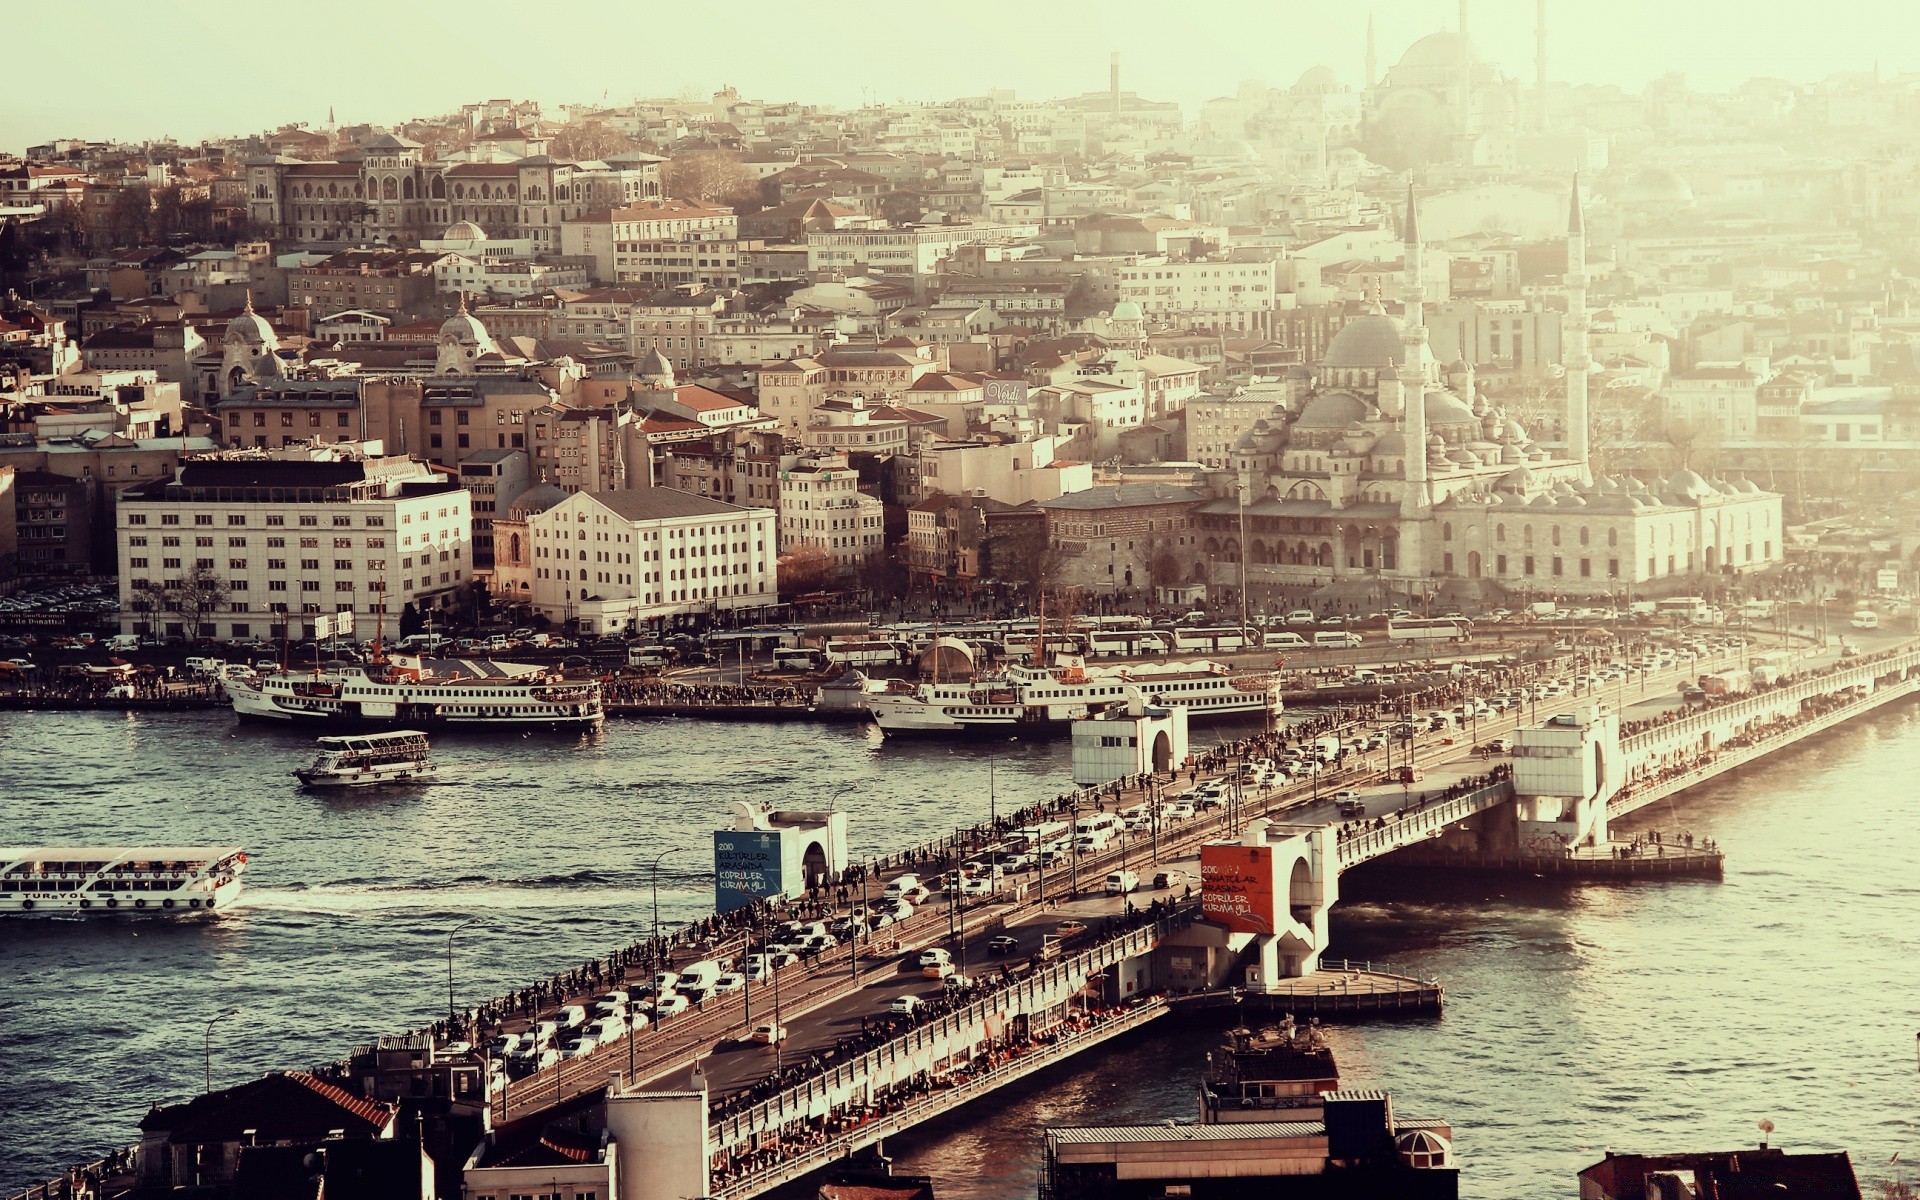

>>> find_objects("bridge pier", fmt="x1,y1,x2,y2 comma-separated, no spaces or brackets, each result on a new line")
1186,819,1338,990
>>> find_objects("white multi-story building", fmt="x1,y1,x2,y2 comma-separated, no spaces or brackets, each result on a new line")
524,488,775,635
116,452,471,643
777,454,886,572
805,220,1040,289
1109,257,1279,336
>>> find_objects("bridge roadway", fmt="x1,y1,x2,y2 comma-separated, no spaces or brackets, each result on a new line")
497,646,1766,1125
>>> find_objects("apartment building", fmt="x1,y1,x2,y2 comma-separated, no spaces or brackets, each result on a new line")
777,453,886,571
115,454,471,642
1110,258,1279,336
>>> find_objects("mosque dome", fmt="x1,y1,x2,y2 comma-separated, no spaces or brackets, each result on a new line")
508,482,569,518
225,295,276,347
1294,391,1369,429
1319,313,1407,369
638,348,675,380
1294,65,1339,94
1397,31,1477,70
440,304,492,346
1664,467,1714,500
1371,430,1407,457
1110,299,1144,323
1424,390,1479,428
442,220,487,242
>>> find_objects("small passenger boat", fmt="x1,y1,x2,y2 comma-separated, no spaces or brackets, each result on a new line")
294,729,437,788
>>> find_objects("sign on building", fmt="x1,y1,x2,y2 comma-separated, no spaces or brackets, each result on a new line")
1200,843,1276,935
983,379,1028,405
713,830,784,914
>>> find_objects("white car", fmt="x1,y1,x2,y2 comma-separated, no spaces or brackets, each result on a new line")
960,877,995,897
652,993,690,1018
710,973,747,995
889,995,923,1016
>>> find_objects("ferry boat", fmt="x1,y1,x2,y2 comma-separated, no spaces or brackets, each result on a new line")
294,730,437,788
228,655,603,729
870,657,1282,736
1,846,246,915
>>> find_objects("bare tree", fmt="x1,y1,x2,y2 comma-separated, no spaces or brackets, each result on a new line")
136,567,229,638
777,543,839,600
662,150,755,206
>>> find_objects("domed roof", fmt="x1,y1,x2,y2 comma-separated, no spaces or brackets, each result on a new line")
225,292,276,346
1396,1129,1453,1165
508,482,569,517
443,220,487,241
1664,467,1714,500
440,295,492,347
1371,430,1407,456
1319,313,1407,370
1295,65,1339,93
1424,390,1478,427
1498,465,1535,492
1397,31,1476,70
638,348,674,378
1110,299,1144,323
1613,168,1695,209
1294,391,1369,429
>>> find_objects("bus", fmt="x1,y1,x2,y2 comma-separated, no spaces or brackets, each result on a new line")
1168,626,1256,653
1656,596,1713,624
1087,629,1172,658
771,647,827,672
1386,617,1472,642
823,639,909,668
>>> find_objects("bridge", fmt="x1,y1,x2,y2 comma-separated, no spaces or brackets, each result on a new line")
487,641,1920,1200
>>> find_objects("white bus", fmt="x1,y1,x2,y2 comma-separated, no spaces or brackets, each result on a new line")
823,639,909,668
1386,617,1472,642
772,647,827,671
1088,629,1172,658
1169,626,1256,653
1656,596,1713,624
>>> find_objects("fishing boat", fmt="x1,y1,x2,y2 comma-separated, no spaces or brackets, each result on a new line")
294,729,436,788
0,846,246,915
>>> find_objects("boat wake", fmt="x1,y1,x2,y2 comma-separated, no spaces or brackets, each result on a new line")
239,876,706,916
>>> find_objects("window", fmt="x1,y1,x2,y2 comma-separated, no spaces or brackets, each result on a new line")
227,515,247,526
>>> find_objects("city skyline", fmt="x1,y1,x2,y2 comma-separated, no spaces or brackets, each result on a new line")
6,0,1911,150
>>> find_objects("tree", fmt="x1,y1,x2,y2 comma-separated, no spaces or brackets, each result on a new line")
136,567,228,638
662,150,756,207
858,548,909,602
106,185,155,247
777,544,838,600
399,601,423,639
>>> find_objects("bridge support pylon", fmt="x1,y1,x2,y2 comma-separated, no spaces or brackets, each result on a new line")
1190,819,1338,991
1506,704,1622,853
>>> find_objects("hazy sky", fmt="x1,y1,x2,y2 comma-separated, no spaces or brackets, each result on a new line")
6,0,1905,150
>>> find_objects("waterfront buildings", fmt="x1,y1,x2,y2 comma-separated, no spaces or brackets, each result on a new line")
519,486,775,633
776,451,886,573
114,451,470,642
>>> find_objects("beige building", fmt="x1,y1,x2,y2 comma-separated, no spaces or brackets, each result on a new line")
777,453,886,571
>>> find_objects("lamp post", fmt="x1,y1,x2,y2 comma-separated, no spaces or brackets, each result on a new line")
649,848,681,973
447,916,481,1030
204,1007,241,1095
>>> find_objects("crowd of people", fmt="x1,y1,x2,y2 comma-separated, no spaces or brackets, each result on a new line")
601,679,816,708
0,669,224,708
707,997,1149,1189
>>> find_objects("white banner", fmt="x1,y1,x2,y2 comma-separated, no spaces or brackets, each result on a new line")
312,612,335,639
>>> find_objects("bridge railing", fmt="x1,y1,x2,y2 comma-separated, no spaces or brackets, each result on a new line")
1620,650,1920,757
1335,779,1511,871
707,908,1190,1150
709,1000,1169,1200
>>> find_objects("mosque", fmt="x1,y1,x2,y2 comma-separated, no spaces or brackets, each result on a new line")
1195,181,1784,608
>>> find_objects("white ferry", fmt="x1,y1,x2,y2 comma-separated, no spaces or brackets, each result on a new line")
870,658,1282,736
294,730,437,788
1,846,246,915
229,655,603,729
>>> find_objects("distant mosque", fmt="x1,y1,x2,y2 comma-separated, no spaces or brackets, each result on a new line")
1363,0,1549,167
1195,180,1784,605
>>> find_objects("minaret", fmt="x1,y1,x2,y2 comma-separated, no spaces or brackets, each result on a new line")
1564,173,1591,481
1535,0,1550,131
1401,180,1430,519
1110,52,1121,118
1456,0,1474,145
1365,11,1377,90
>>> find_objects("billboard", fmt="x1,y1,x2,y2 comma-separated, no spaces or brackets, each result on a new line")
1200,843,1276,935
713,830,784,914
983,378,1028,405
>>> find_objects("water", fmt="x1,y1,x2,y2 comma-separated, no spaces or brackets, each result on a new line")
3,704,1918,1197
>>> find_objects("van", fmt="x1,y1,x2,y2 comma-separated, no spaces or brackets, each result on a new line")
185,656,224,676
678,960,722,990
882,874,922,901
1313,631,1362,649
103,633,140,653
1284,610,1317,626
1104,870,1140,895
1075,832,1111,853
1264,631,1310,649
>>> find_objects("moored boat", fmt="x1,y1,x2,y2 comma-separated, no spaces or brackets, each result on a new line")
228,654,603,729
870,657,1282,736
0,846,246,915
294,730,437,788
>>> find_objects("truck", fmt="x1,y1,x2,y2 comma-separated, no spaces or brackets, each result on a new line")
1311,735,1343,763
1528,601,1562,619
1750,650,1793,687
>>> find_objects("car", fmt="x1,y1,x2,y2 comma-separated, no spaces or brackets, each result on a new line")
917,947,952,969
710,973,746,994
943,973,974,993
890,995,923,1016
1055,920,1090,939
749,1021,787,1045
960,877,994,897
651,993,690,1017
988,935,1019,955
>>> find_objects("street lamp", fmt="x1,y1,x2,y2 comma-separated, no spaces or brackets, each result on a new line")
648,848,681,972
204,1007,241,1095
447,916,482,1029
